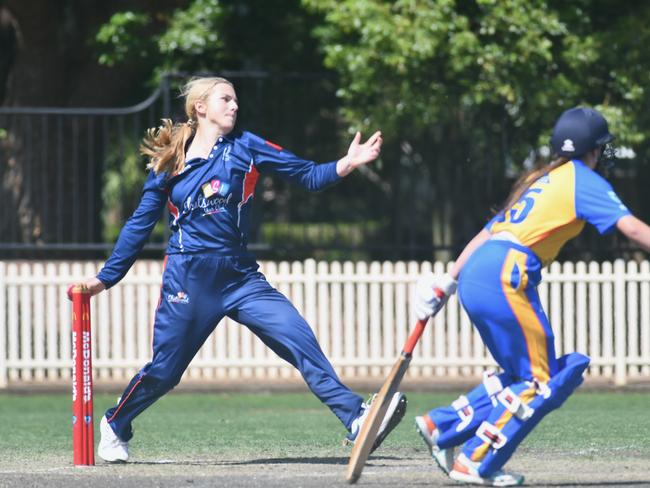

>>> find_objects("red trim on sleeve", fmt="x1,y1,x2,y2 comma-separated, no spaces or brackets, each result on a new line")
265,140,283,151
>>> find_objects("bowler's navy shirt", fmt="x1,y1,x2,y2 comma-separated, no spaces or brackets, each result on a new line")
97,131,341,288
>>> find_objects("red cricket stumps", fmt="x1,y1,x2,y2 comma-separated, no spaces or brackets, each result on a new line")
71,285,95,466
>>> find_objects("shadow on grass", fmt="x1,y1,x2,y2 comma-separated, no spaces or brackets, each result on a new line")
128,455,404,467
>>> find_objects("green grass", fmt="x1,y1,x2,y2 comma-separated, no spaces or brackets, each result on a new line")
0,390,648,464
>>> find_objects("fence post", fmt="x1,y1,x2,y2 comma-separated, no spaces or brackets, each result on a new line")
0,262,6,388
614,259,627,386
304,259,317,330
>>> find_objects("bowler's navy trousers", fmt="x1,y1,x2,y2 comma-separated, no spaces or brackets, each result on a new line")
106,253,363,441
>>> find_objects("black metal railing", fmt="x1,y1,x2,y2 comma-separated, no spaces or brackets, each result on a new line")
1,72,647,262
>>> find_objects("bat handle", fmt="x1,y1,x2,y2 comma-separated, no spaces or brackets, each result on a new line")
402,318,428,355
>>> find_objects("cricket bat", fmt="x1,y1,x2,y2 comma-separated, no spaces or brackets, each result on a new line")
346,318,430,484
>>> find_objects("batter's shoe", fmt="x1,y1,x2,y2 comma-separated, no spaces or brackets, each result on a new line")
345,392,407,454
449,453,524,486
98,416,129,463
415,414,454,474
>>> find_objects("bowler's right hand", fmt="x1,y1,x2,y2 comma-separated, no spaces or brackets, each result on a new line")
66,277,106,301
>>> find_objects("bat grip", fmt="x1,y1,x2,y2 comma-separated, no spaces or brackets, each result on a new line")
402,318,428,355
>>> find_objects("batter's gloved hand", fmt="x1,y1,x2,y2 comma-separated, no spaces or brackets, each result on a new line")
413,272,458,321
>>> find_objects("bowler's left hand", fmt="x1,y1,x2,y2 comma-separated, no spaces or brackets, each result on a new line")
337,131,382,176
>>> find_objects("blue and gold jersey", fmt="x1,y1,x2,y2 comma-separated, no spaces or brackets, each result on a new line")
487,160,630,266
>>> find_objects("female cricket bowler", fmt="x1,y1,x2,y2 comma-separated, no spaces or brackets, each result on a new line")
72,76,406,462
412,107,650,486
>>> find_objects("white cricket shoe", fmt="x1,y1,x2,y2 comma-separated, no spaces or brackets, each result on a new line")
98,416,129,463
415,414,455,474
345,392,407,454
449,453,524,486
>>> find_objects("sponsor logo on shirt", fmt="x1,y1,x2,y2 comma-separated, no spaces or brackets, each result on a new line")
201,179,231,198
167,291,190,304
183,193,233,216
185,179,233,216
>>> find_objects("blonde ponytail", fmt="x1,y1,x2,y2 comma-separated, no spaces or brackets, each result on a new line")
140,119,195,175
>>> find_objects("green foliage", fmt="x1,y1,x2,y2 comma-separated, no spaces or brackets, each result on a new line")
298,0,650,256
101,137,165,246
302,0,650,155
593,3,650,157
305,1,561,138
94,0,228,79
98,0,644,151
91,0,650,174
156,0,228,76
95,11,152,67
93,0,325,81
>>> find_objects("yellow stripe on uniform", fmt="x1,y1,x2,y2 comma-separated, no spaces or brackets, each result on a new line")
471,406,513,461
500,250,550,383
470,386,537,462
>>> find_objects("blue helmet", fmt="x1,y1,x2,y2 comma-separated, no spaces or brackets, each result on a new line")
550,107,615,158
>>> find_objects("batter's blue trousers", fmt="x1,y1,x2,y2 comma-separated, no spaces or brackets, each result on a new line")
105,253,363,441
427,240,590,476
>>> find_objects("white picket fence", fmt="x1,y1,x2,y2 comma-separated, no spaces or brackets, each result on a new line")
1,259,649,388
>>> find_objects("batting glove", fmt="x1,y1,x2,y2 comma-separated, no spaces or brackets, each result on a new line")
413,272,458,321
